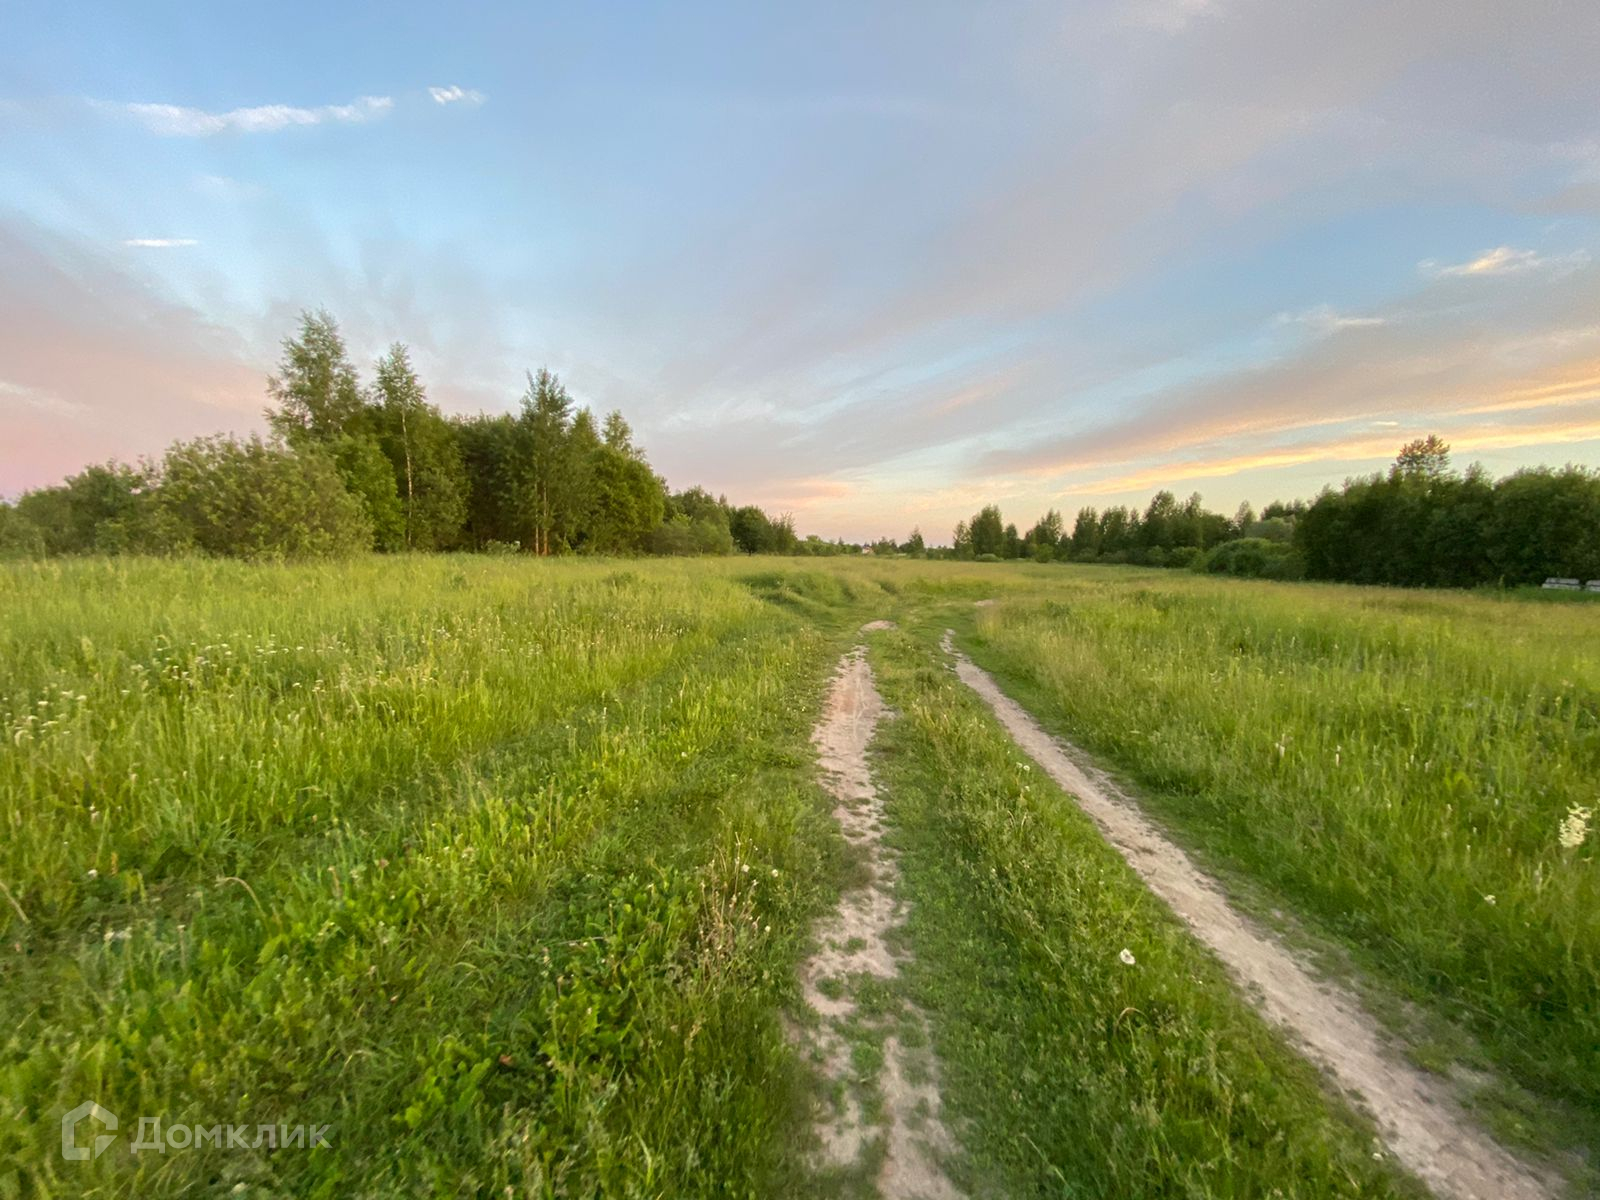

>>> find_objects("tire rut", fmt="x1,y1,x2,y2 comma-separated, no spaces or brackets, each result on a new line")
943,630,1553,1200
795,638,962,1200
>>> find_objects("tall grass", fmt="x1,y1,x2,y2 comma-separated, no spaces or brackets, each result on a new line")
0,556,868,1196
965,571,1600,1149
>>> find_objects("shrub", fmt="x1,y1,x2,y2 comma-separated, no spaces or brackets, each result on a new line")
1166,545,1201,569
1195,537,1304,581
0,502,45,559
158,435,372,560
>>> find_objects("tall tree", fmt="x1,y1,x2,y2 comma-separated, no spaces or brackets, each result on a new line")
969,505,1005,557
265,310,401,549
265,310,367,442
371,344,467,549
602,410,639,459
1395,435,1452,482
513,369,575,555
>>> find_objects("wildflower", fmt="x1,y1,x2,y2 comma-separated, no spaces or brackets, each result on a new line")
1119,948,1136,966
1483,894,1496,905
86,868,98,879
1558,804,1592,850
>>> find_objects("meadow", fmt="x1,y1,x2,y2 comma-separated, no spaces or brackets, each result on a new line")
2,555,1594,1197
959,573,1600,1156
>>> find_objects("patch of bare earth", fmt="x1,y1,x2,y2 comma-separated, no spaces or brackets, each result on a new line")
942,630,1553,1200
795,643,962,1200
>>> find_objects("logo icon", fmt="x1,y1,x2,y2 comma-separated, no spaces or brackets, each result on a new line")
61,1101,118,1161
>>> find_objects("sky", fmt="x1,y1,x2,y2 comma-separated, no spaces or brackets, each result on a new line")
2,0,1598,542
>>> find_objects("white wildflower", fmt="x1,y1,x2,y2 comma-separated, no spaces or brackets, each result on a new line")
86,868,98,879
1118,948,1136,966
1482,894,1495,905
1558,804,1592,850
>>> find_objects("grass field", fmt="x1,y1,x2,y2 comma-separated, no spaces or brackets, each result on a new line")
2,556,1594,1196
958,573,1600,1157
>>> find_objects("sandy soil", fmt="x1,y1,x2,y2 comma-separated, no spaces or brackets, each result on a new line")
796,644,962,1199
943,630,1553,1200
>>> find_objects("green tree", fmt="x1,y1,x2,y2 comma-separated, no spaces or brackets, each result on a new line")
265,311,398,549
584,445,665,553
0,501,45,558
1488,467,1600,583
1395,435,1452,482
952,519,972,559
730,505,775,554
512,369,575,555
265,310,367,442
1069,507,1101,559
602,410,639,458
969,505,1005,557
371,344,467,550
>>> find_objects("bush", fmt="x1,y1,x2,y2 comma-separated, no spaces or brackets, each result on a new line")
158,435,372,560
0,502,44,559
1166,545,1201,569
1195,537,1304,581
975,553,1001,563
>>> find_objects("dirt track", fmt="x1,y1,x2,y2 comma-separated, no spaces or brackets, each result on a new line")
943,630,1552,1200
796,635,962,1199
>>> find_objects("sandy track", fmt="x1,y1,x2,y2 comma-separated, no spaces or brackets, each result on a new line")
796,639,962,1200
943,630,1552,1200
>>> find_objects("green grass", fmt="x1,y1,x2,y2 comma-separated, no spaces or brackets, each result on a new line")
866,621,1424,1197
4,554,1595,1195
957,568,1600,1164
0,556,882,1197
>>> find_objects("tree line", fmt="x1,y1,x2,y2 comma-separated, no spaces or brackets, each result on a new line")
0,311,857,561
921,437,1600,586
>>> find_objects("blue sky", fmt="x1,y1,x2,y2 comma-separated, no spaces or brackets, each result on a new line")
3,0,1598,540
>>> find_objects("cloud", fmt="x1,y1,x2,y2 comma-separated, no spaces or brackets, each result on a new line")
428,85,486,107
123,238,198,248
1061,411,1600,496
1424,245,1589,278
0,218,264,495
977,255,1600,484
1277,305,1387,336
98,94,393,136
1124,0,1221,35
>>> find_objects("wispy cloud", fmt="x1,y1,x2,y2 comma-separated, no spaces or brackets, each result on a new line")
1060,413,1600,496
1277,305,1387,336
123,238,198,248
1423,245,1589,278
428,85,485,107
1124,0,1221,35
97,94,393,136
